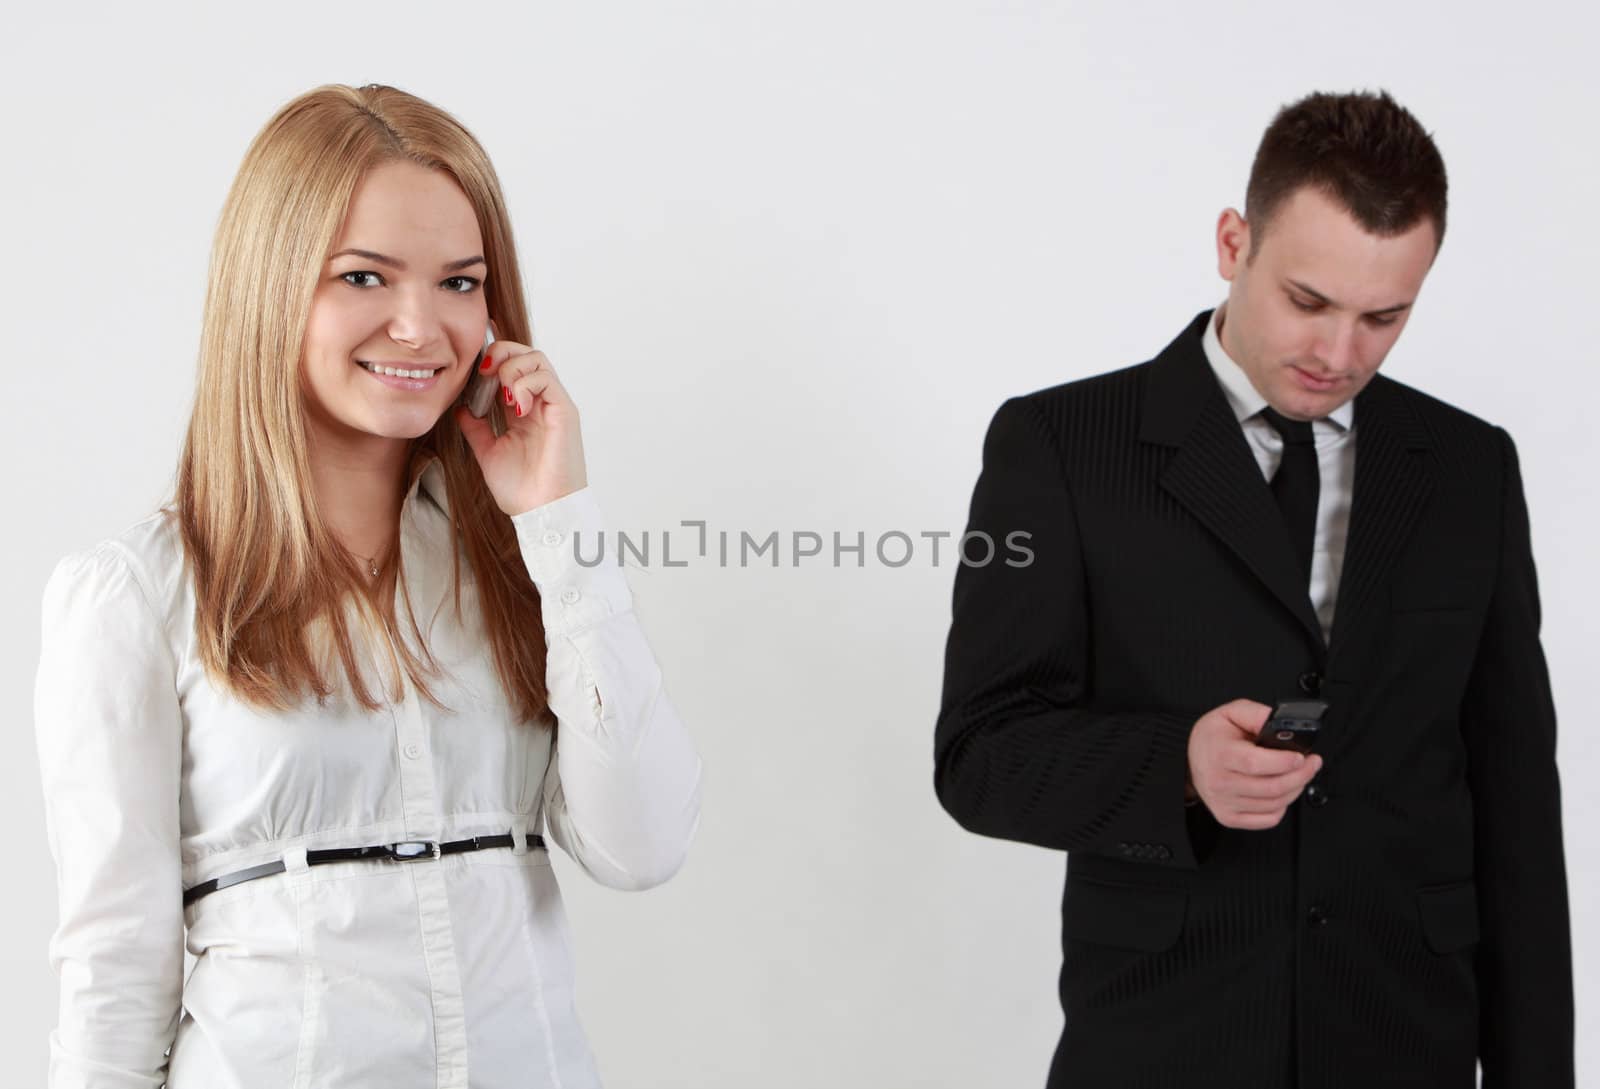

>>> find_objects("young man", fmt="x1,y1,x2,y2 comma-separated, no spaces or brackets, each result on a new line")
934,89,1573,1089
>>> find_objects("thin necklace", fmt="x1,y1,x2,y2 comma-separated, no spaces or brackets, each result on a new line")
351,542,385,579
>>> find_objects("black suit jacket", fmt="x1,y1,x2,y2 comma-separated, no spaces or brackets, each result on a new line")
934,310,1573,1089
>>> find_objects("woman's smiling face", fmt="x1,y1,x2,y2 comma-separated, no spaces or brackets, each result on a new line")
300,160,488,448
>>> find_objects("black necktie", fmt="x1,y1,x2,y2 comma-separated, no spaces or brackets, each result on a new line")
1258,406,1319,580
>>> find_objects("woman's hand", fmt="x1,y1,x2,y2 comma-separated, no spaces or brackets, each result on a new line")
455,318,588,515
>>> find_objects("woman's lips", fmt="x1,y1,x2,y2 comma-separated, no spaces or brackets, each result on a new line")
356,360,444,392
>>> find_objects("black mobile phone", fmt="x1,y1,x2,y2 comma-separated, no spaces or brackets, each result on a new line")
1256,698,1328,753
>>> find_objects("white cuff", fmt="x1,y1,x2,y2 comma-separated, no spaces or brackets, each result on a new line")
510,487,634,637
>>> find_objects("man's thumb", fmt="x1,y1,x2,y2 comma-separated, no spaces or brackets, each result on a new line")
1226,699,1273,740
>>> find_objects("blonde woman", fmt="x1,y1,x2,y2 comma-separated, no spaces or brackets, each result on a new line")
33,83,702,1089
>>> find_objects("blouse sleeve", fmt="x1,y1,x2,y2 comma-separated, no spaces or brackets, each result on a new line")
33,544,185,1089
511,487,703,891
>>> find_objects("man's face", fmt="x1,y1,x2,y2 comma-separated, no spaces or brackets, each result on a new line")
1215,185,1438,421
300,160,488,449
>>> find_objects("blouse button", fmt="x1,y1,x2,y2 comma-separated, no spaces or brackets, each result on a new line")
542,530,562,547
403,743,421,760
561,588,581,605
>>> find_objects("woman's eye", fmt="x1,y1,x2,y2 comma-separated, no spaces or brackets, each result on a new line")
339,271,481,293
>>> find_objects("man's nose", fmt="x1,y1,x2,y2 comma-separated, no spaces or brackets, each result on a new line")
1314,320,1359,375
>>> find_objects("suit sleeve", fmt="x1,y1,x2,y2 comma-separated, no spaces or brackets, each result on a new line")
34,545,185,1089
934,396,1215,869
1460,428,1574,1088
511,486,703,892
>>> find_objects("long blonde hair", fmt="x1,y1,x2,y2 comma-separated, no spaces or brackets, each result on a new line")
165,82,550,725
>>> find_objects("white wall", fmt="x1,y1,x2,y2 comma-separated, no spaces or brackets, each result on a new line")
3,2,1594,1085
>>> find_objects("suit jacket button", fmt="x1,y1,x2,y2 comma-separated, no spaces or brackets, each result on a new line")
1307,905,1328,926
1298,671,1323,695
1305,782,1328,807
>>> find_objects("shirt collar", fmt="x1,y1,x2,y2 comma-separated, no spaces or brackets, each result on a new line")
405,452,451,518
1202,302,1353,431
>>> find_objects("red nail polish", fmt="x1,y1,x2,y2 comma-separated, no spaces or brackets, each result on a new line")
479,352,495,372
503,387,513,405
515,401,525,417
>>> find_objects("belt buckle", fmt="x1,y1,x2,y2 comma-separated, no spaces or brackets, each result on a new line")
386,840,441,862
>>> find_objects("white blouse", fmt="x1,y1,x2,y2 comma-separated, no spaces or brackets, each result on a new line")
33,456,703,1089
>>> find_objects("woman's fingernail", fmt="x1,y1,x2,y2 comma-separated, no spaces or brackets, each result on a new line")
503,386,514,405
479,352,495,372
515,400,525,417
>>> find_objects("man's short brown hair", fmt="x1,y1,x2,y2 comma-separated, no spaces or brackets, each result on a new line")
1244,89,1448,259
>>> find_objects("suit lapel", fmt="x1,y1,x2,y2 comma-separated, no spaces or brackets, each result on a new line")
1140,311,1326,654
1324,374,1435,667
1137,311,1439,669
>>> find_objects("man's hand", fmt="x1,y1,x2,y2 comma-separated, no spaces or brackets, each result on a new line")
1187,699,1322,829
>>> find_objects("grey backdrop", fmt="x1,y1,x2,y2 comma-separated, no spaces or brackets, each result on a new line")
4,2,1595,1085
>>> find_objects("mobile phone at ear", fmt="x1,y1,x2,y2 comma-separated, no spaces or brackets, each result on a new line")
460,323,505,436
1256,698,1327,753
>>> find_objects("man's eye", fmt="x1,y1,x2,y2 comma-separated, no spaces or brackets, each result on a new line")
1290,297,1320,312
1368,315,1398,328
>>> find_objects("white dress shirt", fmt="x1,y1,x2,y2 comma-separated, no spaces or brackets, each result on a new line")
1201,303,1356,642
33,456,703,1089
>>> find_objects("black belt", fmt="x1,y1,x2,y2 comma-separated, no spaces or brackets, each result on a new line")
182,830,544,907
